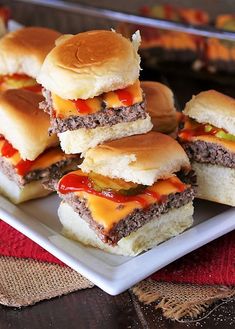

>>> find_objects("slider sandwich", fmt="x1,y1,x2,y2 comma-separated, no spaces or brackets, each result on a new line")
0,89,79,204
37,30,153,154
57,132,194,256
0,27,61,92
141,81,177,135
178,90,235,206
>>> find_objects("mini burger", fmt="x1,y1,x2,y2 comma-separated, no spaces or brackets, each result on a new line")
57,132,194,256
141,81,177,134
178,90,235,206
37,30,153,154
0,27,61,92
0,89,79,204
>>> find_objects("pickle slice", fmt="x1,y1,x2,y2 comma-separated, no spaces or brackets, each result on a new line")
88,172,145,195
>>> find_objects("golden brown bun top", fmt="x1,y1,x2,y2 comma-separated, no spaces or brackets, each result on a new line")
37,30,141,99
141,81,177,134
0,89,58,160
0,27,61,78
84,131,190,175
184,90,235,135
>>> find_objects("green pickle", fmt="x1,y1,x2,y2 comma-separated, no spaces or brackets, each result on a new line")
215,130,235,142
89,172,146,196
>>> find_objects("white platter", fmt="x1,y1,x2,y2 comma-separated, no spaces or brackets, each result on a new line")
0,194,234,295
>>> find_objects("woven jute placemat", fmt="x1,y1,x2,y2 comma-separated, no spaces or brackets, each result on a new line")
1,255,234,322
132,279,235,321
0,256,94,307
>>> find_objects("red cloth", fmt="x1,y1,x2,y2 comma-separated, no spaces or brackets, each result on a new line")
0,219,234,285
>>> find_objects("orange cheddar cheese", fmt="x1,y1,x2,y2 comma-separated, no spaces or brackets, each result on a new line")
51,80,143,118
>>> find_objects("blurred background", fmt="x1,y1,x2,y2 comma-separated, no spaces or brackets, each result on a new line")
1,0,235,109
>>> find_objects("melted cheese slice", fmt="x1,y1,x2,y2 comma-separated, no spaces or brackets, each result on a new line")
0,138,74,174
75,177,186,231
51,80,143,118
180,118,235,153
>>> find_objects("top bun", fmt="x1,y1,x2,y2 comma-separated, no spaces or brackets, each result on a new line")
0,89,58,160
141,81,177,134
37,30,141,100
184,90,235,135
0,27,61,78
80,131,190,185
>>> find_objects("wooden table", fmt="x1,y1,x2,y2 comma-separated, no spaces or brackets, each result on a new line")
0,286,234,328
0,1,234,327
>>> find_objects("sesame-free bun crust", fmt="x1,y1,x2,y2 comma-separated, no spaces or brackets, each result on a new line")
184,90,235,135
192,162,235,206
0,171,51,204
59,201,193,256
0,89,58,160
37,30,141,100
0,27,61,78
141,81,177,134
59,116,152,155
81,131,190,185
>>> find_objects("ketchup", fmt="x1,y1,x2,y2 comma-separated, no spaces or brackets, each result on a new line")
179,123,219,141
58,173,148,207
15,159,34,176
115,88,133,107
23,84,42,93
72,99,92,114
1,140,17,158
58,173,187,208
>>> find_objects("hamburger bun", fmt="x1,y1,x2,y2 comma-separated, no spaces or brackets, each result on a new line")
80,131,190,185
0,170,51,204
0,89,58,160
192,161,235,206
0,27,61,78
184,90,235,135
141,81,177,134
58,116,152,155
59,201,193,256
37,30,141,100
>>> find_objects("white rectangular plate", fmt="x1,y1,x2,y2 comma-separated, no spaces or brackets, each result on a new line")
0,194,234,295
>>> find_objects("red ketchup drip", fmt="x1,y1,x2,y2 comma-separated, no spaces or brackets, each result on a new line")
23,84,42,93
58,174,148,207
1,140,17,158
115,88,133,107
0,7,11,25
195,11,205,24
164,5,174,20
179,124,218,141
15,159,34,176
72,99,92,114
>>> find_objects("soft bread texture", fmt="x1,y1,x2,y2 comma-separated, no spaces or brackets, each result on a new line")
58,201,193,256
141,81,177,134
0,27,61,78
192,162,235,206
59,116,152,155
0,171,51,204
0,89,58,160
37,30,141,99
184,90,235,135
81,131,190,185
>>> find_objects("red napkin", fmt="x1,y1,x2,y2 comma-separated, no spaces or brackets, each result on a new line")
0,220,234,285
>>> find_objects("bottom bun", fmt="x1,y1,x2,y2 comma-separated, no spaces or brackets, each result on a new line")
58,116,153,154
0,171,52,204
58,201,193,256
192,162,235,206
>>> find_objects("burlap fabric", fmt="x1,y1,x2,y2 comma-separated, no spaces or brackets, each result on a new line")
0,256,94,307
132,280,235,321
